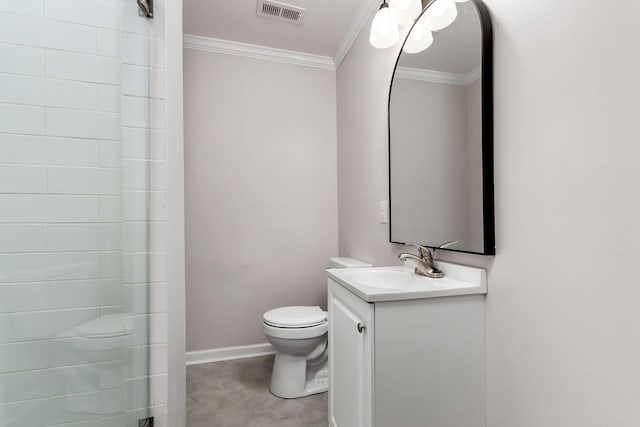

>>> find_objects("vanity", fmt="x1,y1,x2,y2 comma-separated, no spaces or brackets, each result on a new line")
327,262,487,427
325,0,495,424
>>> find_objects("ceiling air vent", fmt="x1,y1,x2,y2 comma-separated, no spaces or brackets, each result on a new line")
257,0,305,24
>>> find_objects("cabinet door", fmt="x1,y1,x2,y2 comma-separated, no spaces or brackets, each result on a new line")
328,280,374,427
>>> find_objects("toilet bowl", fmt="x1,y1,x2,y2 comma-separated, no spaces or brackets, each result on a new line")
263,257,372,399
263,306,329,398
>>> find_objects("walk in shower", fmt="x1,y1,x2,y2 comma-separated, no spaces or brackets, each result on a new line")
0,1,167,425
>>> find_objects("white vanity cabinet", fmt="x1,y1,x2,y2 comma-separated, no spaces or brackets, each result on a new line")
328,272,486,427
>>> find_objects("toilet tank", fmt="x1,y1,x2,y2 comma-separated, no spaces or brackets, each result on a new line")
328,257,372,269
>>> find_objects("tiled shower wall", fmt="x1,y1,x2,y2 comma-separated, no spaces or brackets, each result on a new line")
0,0,168,426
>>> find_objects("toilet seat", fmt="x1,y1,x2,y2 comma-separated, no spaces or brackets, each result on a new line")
263,321,327,340
263,306,327,328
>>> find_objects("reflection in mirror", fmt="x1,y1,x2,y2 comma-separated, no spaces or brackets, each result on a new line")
389,0,494,255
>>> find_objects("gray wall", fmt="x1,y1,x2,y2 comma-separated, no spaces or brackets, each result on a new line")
337,0,640,425
184,49,338,351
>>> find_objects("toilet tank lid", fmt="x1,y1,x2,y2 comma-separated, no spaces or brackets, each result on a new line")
263,306,327,328
329,257,372,269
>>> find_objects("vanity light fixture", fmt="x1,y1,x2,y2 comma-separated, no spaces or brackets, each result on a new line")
369,1,400,49
370,0,464,51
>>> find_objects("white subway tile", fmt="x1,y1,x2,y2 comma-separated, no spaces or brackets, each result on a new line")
99,251,122,279
124,191,165,221
0,0,43,16
128,313,166,346
50,336,125,367
122,128,165,160
46,109,120,140
44,0,120,29
123,252,147,284
0,164,47,193
50,361,124,396
122,96,165,129
48,279,122,309
0,195,99,223
126,344,167,378
48,223,122,251
98,84,121,113
50,307,100,337
46,195,101,222
0,103,44,135
122,33,164,68
101,224,122,251
0,252,100,283
0,311,49,343
123,252,164,284
97,28,122,57
46,50,121,85
99,195,122,222
0,14,96,53
0,225,47,253
125,283,166,314
122,65,165,99
0,134,99,167
123,160,165,191
100,140,122,167
0,74,97,110
0,399,48,427
123,221,165,253
49,223,103,251
0,195,48,222
47,166,122,195
0,43,44,76
0,341,49,373
56,416,119,427
47,388,124,425
0,369,51,403
0,282,48,313
125,376,164,408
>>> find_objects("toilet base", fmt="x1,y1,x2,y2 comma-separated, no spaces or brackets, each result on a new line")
269,353,328,399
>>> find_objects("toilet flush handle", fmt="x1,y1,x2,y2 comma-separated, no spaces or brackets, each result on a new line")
357,323,366,333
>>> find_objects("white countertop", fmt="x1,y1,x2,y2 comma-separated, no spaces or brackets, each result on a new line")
327,262,487,302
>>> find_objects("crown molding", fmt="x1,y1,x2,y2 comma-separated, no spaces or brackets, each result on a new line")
183,34,336,70
333,0,379,67
395,65,481,86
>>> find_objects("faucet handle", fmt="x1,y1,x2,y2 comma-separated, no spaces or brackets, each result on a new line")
438,240,458,249
404,243,433,260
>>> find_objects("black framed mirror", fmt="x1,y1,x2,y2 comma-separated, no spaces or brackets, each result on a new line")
388,0,494,255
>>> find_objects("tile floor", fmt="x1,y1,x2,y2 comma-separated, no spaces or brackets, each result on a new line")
186,355,328,427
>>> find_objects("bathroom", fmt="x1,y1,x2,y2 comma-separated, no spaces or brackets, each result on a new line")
0,0,639,426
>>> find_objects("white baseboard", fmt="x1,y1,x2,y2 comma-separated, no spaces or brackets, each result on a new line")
186,343,276,365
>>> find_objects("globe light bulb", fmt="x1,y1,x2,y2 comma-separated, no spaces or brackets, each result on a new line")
403,24,433,53
369,4,400,49
422,0,457,31
389,0,422,25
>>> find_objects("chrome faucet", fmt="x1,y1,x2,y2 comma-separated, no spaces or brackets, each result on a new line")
398,241,458,279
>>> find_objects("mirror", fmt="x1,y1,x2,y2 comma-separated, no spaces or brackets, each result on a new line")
389,0,494,255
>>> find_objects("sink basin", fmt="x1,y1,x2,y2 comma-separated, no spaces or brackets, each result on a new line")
327,264,487,302
348,269,448,290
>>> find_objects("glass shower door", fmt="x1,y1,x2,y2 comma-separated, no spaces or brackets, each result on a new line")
0,1,160,426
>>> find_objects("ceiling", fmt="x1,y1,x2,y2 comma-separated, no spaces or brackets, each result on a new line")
183,0,376,62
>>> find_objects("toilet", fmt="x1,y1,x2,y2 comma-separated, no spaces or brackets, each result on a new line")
263,257,371,398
